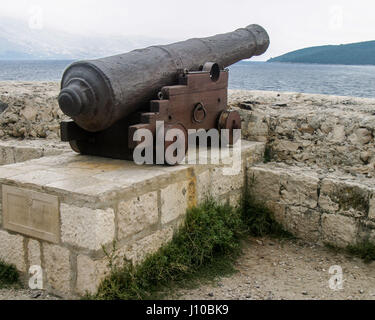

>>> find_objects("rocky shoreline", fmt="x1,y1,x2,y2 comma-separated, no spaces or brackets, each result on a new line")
0,82,65,140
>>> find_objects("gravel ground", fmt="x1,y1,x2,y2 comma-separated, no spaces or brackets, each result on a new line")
1,237,374,300
169,237,375,300
0,288,60,300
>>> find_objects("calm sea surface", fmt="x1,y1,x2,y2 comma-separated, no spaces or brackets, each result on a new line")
1,60,375,98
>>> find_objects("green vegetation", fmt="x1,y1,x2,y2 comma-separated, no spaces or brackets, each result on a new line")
268,40,375,66
325,238,375,263
263,145,273,164
93,200,242,300
90,183,292,300
347,239,375,263
335,187,369,214
0,260,20,289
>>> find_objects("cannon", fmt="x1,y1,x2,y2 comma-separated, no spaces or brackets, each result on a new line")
58,24,270,163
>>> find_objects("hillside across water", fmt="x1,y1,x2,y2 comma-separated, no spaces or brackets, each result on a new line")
268,41,375,66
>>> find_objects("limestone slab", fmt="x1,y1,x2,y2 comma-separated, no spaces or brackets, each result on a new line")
60,204,115,251
161,181,189,225
121,227,174,265
321,214,358,247
279,171,319,209
118,192,158,239
319,178,370,217
0,229,25,272
76,255,109,295
43,243,71,295
0,141,263,203
211,167,244,198
248,167,281,202
283,206,321,242
0,139,69,165
196,170,211,204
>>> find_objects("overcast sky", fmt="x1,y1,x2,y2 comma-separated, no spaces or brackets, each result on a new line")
1,0,375,60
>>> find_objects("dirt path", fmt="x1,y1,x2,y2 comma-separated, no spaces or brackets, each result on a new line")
1,237,374,300
170,237,375,300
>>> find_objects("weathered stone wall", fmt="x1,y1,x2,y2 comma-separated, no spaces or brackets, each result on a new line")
0,139,69,165
229,89,375,249
230,90,375,176
249,163,375,247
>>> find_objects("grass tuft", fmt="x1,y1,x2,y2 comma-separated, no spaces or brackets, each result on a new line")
0,260,20,289
347,239,375,263
90,182,293,300
93,200,242,300
325,238,375,264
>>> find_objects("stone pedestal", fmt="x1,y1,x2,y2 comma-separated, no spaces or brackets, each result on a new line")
0,140,265,298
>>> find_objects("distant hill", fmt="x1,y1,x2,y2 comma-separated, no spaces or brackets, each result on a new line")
268,41,375,66
0,17,173,60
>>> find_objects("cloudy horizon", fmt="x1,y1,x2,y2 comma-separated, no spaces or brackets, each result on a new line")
1,0,375,60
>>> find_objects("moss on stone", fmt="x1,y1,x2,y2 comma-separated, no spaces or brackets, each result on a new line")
333,186,369,214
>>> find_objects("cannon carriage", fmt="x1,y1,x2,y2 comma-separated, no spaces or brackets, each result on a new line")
58,24,270,163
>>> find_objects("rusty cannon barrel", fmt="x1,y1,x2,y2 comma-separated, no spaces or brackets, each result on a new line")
58,24,269,132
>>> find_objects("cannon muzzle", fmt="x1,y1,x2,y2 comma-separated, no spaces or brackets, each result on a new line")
58,24,269,132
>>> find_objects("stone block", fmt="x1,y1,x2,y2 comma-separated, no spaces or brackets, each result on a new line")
283,206,321,242
355,128,372,145
279,172,319,208
273,140,301,153
0,230,25,272
61,204,115,251
13,147,43,164
76,255,109,295
118,192,158,239
0,147,14,165
319,179,340,213
43,243,71,295
321,214,358,247
211,167,244,198
161,181,189,225
0,140,265,297
121,228,174,265
196,170,211,204
265,201,287,223
248,167,281,202
319,179,370,217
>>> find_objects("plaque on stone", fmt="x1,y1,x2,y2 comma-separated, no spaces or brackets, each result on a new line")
2,185,60,243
